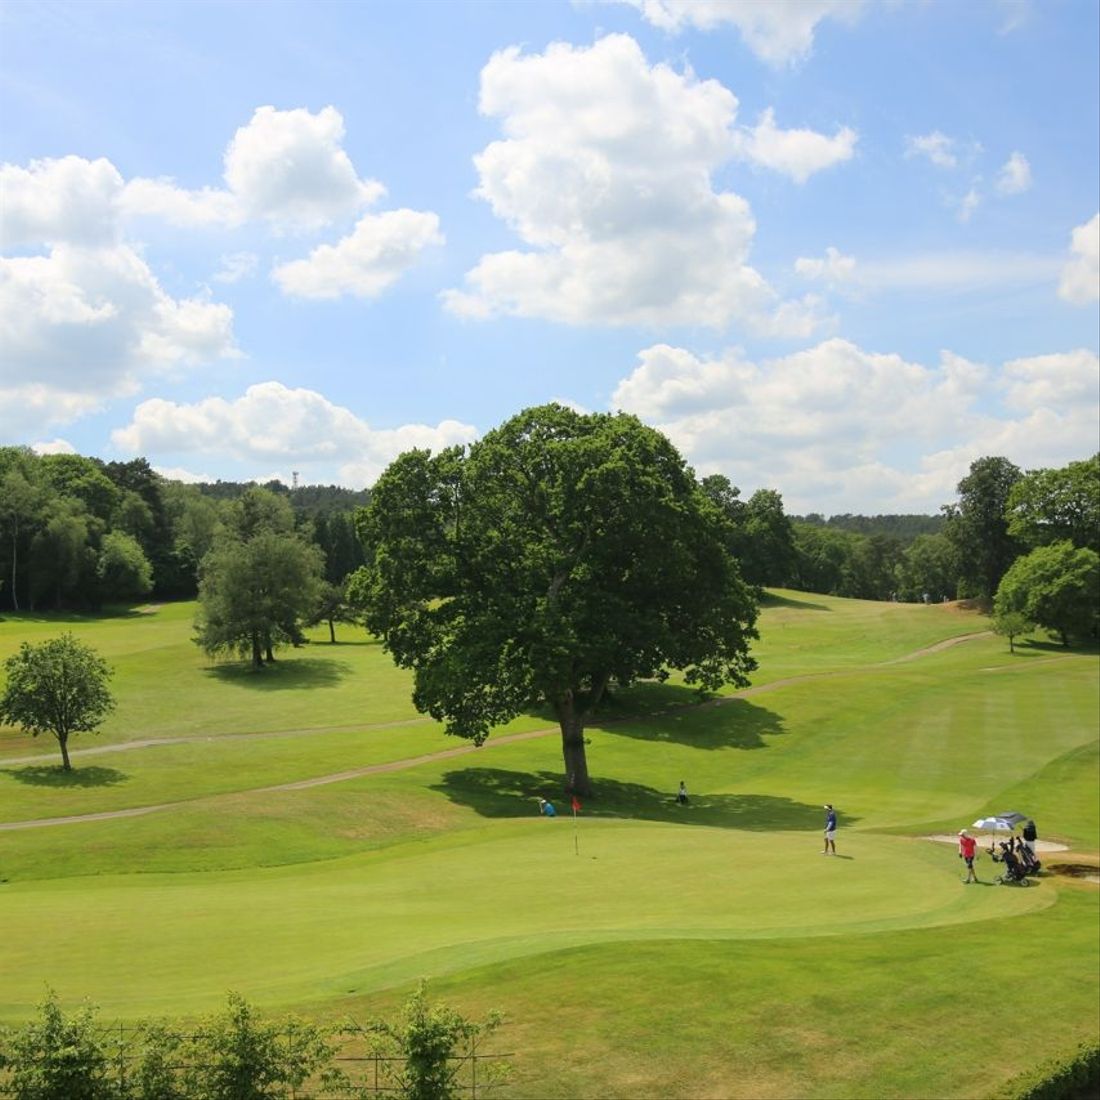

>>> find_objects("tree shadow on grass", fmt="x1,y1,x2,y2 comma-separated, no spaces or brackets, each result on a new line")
205,657,353,690
601,697,786,751
759,591,831,612
1016,637,1100,657
0,607,149,624
1,764,129,788
431,767,844,831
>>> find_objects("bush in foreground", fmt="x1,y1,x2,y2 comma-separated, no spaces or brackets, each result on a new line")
0,986,506,1099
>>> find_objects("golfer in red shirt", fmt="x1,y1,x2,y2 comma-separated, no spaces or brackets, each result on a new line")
958,829,979,883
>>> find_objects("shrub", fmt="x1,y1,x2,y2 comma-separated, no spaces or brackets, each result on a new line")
0,989,113,1100
1001,1043,1100,1100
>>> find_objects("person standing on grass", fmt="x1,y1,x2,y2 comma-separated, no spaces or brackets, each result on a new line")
823,804,837,854
677,780,689,805
958,829,979,883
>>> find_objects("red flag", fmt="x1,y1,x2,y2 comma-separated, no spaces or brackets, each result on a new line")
571,795,582,812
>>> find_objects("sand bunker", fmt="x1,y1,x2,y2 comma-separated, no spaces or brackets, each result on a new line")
923,834,1068,853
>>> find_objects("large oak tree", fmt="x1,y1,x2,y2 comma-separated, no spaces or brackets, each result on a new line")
351,404,759,795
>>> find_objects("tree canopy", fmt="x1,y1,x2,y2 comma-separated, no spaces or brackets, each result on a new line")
942,456,1023,599
194,488,325,668
351,404,759,794
1006,455,1100,553
0,634,115,770
994,541,1100,647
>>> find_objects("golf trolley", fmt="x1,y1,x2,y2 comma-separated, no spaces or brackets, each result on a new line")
990,844,1035,886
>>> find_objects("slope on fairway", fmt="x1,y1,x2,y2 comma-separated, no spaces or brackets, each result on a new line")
0,822,1050,1019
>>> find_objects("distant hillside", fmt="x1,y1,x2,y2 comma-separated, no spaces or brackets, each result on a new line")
189,478,371,517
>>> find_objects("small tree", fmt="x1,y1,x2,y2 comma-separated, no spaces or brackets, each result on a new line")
97,530,154,602
0,989,112,1100
368,981,505,1100
307,580,359,643
175,993,336,1100
0,634,115,770
991,609,1033,653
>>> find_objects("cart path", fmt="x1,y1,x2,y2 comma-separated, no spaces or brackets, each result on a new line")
0,716,435,767
0,629,1002,831
0,725,561,831
0,630,995,769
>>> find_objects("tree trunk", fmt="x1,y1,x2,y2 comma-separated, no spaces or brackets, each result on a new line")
59,733,71,771
556,695,591,796
251,631,263,668
10,529,19,611
328,618,336,644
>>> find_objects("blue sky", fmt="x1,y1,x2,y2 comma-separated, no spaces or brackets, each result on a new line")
2,0,1097,513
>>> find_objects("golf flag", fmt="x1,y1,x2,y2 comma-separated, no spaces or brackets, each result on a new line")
572,795,582,813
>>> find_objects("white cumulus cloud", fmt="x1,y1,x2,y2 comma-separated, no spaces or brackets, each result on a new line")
111,381,479,488
608,0,864,65
905,131,958,169
1,156,123,248
956,186,982,223
795,247,857,286
734,108,857,183
443,34,820,334
152,464,218,484
120,177,241,228
0,243,238,436
273,209,443,299
117,105,386,232
995,151,1032,194
610,339,1099,513
1058,212,1099,304
223,105,385,230
31,438,77,455
213,252,260,284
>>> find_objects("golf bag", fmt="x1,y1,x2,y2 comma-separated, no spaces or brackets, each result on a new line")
992,846,1031,886
1016,845,1042,876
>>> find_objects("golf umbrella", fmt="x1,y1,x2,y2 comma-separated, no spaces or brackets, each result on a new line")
996,811,1028,828
973,816,1015,849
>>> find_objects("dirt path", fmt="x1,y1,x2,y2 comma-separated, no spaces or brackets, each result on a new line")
0,629,1001,832
879,630,992,663
0,726,561,831
0,717,434,768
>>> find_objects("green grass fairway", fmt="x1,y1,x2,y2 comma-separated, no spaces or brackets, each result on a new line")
0,828,1051,1017
0,594,1097,1098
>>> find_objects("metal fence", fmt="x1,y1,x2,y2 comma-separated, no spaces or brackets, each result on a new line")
0,1023,514,1099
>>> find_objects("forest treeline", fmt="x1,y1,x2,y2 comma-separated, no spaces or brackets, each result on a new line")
1,445,1096,616
0,449,366,611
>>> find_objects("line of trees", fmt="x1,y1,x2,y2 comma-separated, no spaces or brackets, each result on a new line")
0,448,367,614
779,454,1098,611
4,444,1094,658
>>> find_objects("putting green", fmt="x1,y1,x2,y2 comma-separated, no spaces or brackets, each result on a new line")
0,822,1049,1018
